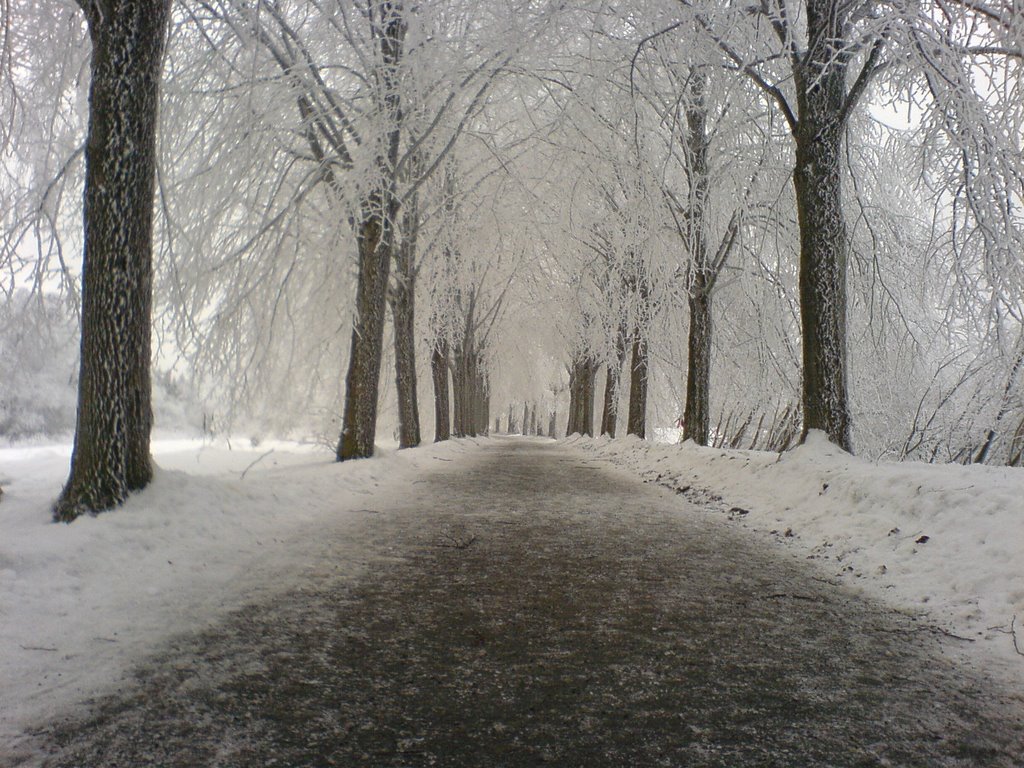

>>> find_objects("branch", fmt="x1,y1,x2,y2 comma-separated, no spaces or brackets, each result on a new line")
839,35,886,127
689,9,798,133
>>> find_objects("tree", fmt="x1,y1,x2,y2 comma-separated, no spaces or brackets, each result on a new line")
54,0,171,521
337,0,407,460
391,177,421,448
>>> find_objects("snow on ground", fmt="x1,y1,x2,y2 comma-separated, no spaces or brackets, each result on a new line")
565,431,1024,684
0,434,483,753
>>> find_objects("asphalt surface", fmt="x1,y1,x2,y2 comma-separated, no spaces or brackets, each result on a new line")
23,438,1024,766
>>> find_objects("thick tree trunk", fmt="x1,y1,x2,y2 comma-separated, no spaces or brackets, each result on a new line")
476,363,489,435
56,0,171,521
600,326,627,437
391,199,420,449
548,410,557,439
793,0,853,453
682,72,713,447
431,339,450,442
338,207,395,460
683,280,712,446
451,350,465,438
463,349,477,437
338,3,405,461
568,355,598,436
627,332,648,439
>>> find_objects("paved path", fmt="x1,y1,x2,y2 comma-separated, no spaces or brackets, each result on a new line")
28,439,1024,766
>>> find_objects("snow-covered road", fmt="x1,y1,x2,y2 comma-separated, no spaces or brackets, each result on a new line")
17,438,1024,766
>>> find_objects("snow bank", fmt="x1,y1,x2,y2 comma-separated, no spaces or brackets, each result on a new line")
0,435,482,754
565,432,1024,680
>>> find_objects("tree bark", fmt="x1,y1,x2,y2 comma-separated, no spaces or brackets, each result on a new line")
55,0,171,522
683,279,712,446
600,324,628,437
390,193,420,449
568,355,598,436
431,338,450,442
451,348,465,437
627,331,648,439
682,71,713,447
477,361,489,435
337,2,405,461
793,0,853,453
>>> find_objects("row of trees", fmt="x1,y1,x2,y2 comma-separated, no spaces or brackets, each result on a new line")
1,0,1022,519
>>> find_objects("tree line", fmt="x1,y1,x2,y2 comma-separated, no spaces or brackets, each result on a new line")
1,0,1021,520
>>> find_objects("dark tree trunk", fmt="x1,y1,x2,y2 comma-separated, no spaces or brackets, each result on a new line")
55,0,171,522
684,279,712,446
463,349,477,437
477,363,489,435
338,206,395,459
548,410,557,439
792,0,853,453
390,195,420,449
431,339,450,442
338,3,405,461
627,332,648,439
682,71,713,447
600,365,619,437
451,350,465,437
600,325,628,437
507,403,516,434
567,355,598,436
522,402,529,437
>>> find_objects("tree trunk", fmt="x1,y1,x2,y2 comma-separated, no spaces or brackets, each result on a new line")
390,197,420,449
55,0,171,522
683,280,712,446
600,325,627,437
568,355,598,436
431,339,450,442
682,71,712,447
451,349,465,437
793,0,853,453
627,332,648,439
479,365,489,435
338,206,395,459
337,3,405,461
548,410,557,439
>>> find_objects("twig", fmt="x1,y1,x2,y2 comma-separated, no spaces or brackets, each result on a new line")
767,593,817,602
239,449,275,480
990,615,1024,656
20,644,57,652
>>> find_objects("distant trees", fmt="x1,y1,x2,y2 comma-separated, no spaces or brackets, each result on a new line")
54,0,171,521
